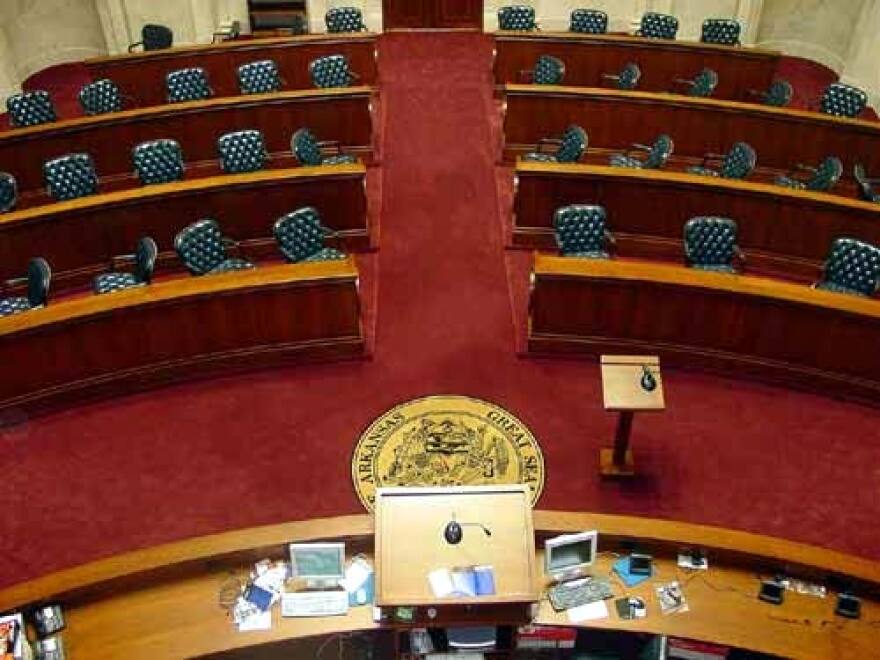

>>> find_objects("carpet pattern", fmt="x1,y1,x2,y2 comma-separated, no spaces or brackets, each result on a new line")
1,35,880,590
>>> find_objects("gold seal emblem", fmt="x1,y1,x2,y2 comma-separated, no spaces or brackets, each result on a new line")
352,395,545,511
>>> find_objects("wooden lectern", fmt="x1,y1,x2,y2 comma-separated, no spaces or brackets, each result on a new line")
599,355,666,478
374,485,538,612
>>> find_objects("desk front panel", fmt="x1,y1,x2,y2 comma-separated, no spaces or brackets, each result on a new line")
0,262,363,414
85,34,378,108
502,86,880,175
529,256,880,402
0,89,374,201
0,166,369,288
494,33,778,101
513,163,880,280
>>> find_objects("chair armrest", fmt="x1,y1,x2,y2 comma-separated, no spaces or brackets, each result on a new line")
745,89,764,99
350,71,361,82
127,42,143,53
536,138,561,153
2,276,27,292
625,142,651,156
671,78,694,87
518,69,535,84
601,74,620,81
735,247,747,268
318,140,343,155
604,231,617,253
222,237,247,258
110,253,137,271
701,152,726,167
784,163,815,179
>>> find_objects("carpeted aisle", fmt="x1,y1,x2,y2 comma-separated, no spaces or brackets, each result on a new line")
2,34,880,590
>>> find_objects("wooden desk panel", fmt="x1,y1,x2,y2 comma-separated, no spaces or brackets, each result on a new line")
0,165,369,288
0,88,374,200
0,261,363,415
529,255,880,403
513,162,880,280
494,32,779,101
1,512,878,660
85,34,378,108
502,86,880,175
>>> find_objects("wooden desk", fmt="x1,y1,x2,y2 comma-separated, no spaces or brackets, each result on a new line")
529,255,880,403
0,511,877,659
0,165,369,289
0,87,375,203
0,260,363,415
513,162,880,281
84,34,379,108
501,85,880,175
494,32,779,101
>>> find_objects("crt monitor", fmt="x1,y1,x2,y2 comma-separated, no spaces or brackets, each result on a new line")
289,542,345,588
544,530,598,582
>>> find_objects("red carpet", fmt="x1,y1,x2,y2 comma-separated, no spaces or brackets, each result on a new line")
2,34,880,590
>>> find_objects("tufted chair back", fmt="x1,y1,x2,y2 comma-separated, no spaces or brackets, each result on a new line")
78,79,123,116
555,125,588,163
165,67,213,103
133,236,159,283
569,9,607,33
273,207,334,262
764,79,793,107
0,172,17,213
309,55,354,88
553,205,611,258
534,55,565,85
6,91,57,128
637,12,678,39
700,18,741,45
807,156,843,191
684,217,740,271
218,130,269,174
325,6,367,32
291,128,322,166
43,153,98,201
645,134,674,168
141,24,173,51
498,5,537,30
174,218,232,275
615,62,641,90
817,238,880,296
719,142,757,179
689,68,718,97
132,139,185,185
854,163,880,203
237,60,281,95
819,82,868,118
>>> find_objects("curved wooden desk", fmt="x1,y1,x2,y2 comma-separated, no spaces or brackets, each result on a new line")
529,255,880,403
0,260,363,415
84,33,379,108
0,88,374,203
513,162,880,280
0,511,877,659
493,32,779,101
501,85,880,176
0,164,369,289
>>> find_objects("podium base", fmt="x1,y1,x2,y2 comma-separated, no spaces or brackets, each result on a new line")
600,448,635,477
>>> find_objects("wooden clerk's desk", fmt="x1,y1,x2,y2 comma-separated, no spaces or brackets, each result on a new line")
1,511,878,659
501,85,880,175
84,33,379,108
0,87,375,203
493,32,780,101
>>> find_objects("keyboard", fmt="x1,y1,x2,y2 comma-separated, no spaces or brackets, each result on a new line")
548,577,614,612
281,590,349,617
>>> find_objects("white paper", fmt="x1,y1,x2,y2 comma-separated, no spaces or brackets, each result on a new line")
677,553,709,571
237,609,272,632
341,559,372,592
567,599,609,622
428,568,456,597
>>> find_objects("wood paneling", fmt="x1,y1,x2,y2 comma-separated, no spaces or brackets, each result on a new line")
0,88,374,203
0,165,369,288
494,33,779,101
513,162,880,281
529,255,880,403
383,0,482,29
501,85,880,175
0,261,363,415
84,34,378,108
1,511,878,659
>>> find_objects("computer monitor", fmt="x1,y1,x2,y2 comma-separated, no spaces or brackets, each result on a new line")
289,542,345,589
544,530,598,582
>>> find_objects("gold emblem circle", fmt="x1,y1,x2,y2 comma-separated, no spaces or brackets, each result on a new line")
352,395,545,511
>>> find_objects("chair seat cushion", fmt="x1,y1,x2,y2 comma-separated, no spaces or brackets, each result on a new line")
609,154,643,168
305,247,348,262
562,250,610,259
522,153,558,162
774,175,806,190
0,296,32,316
692,263,738,274
208,258,256,274
93,271,142,294
321,154,358,165
686,166,719,177
815,280,870,297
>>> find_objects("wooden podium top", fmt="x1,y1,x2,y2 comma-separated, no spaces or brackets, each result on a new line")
374,485,538,606
601,355,666,412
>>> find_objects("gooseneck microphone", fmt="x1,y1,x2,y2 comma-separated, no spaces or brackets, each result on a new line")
640,365,657,392
443,516,492,545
